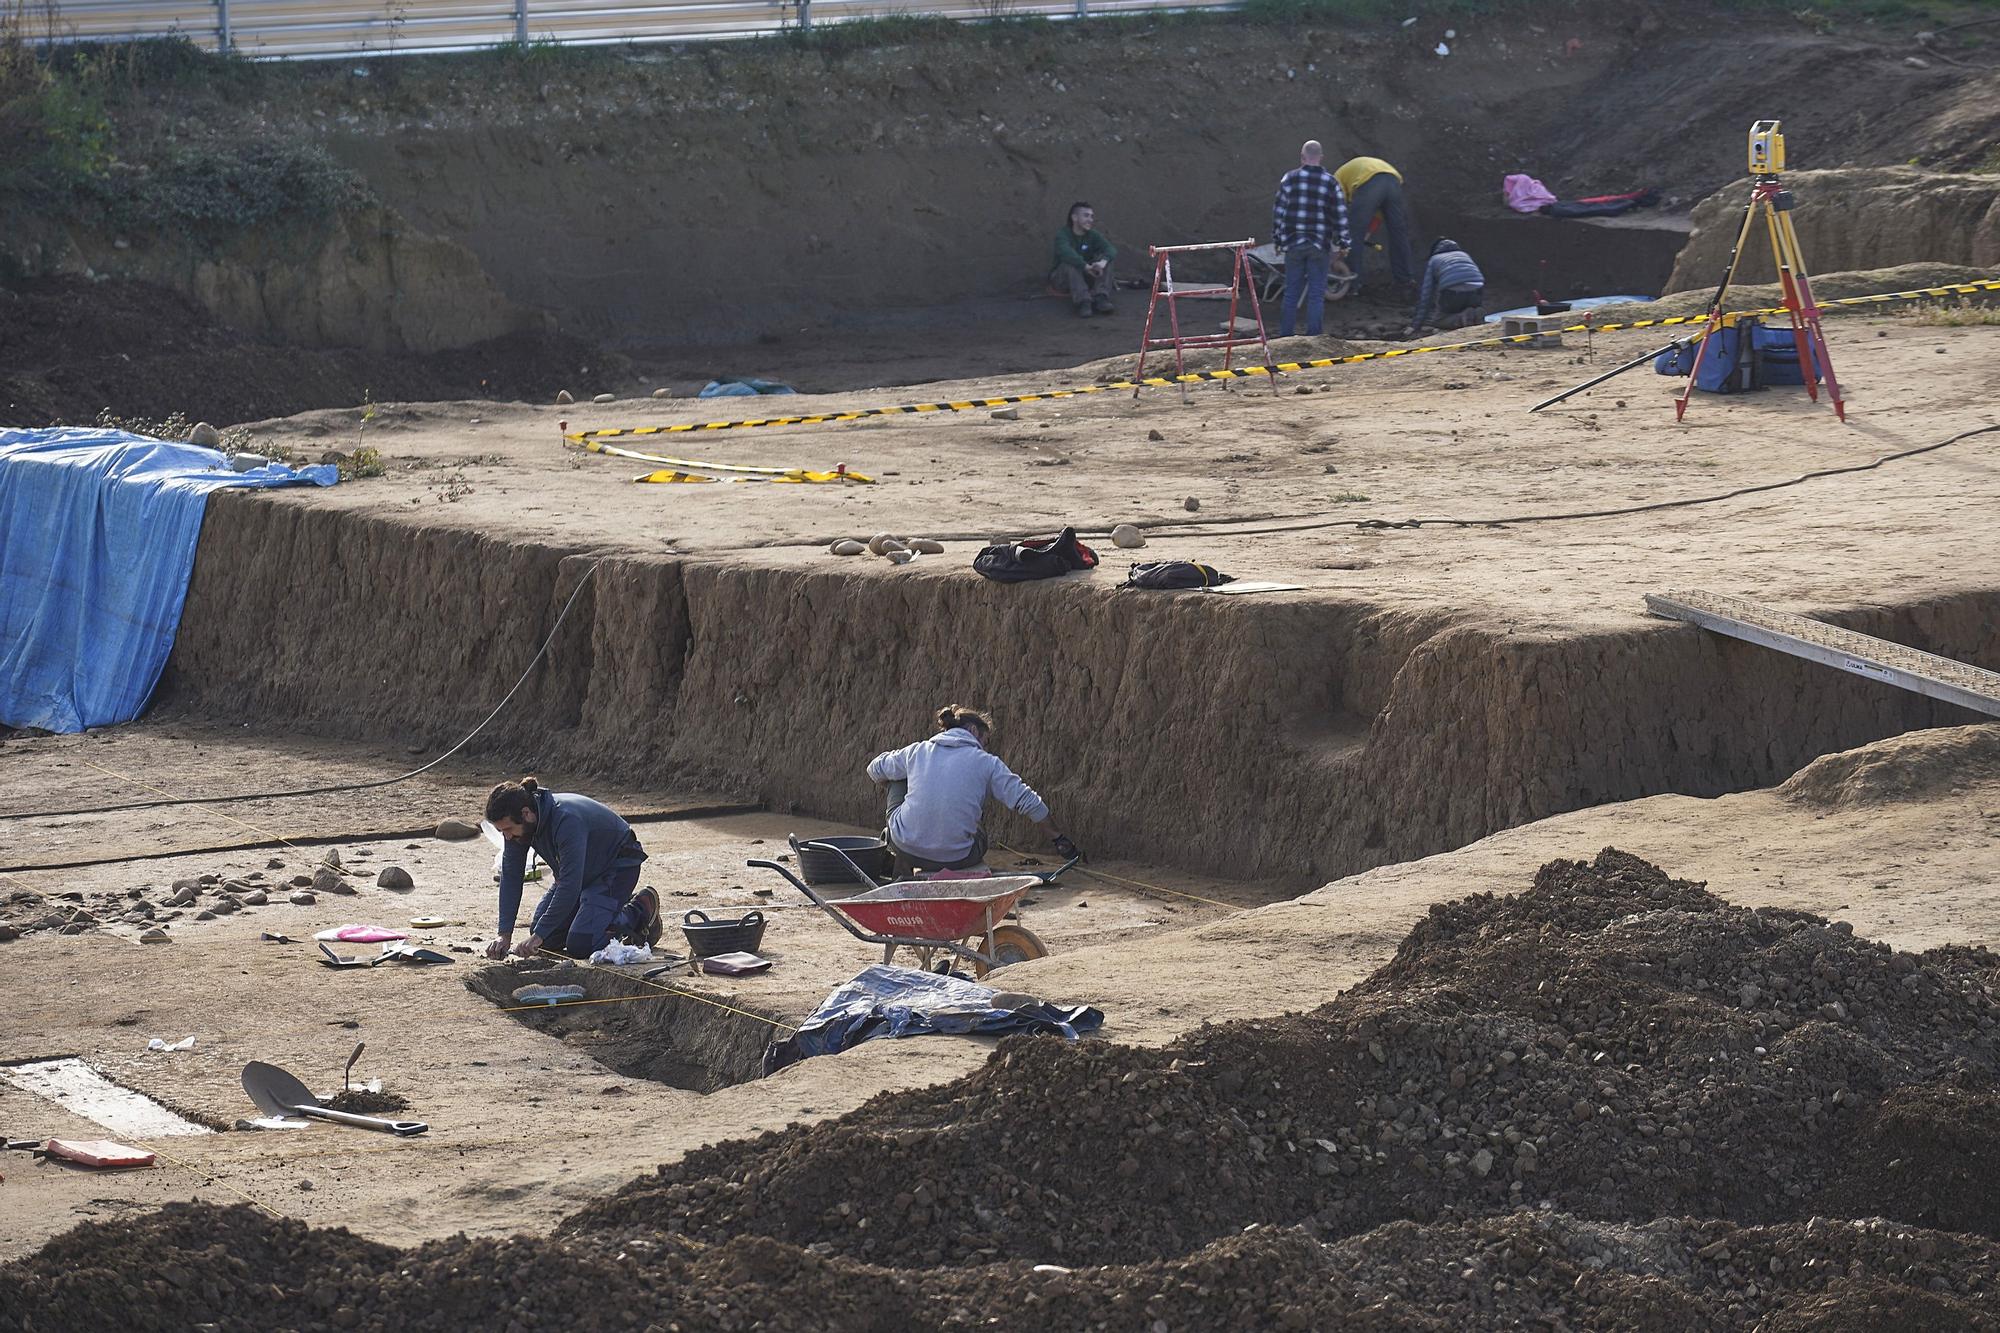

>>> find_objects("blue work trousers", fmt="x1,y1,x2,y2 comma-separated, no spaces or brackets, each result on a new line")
533,863,644,957
1281,246,1331,337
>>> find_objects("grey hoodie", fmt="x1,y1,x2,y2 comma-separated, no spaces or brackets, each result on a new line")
866,728,1049,862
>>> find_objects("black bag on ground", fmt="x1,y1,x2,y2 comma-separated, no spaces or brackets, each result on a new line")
972,526,1100,583
1124,560,1234,590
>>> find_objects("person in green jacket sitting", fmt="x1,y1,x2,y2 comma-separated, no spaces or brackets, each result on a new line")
1051,202,1118,318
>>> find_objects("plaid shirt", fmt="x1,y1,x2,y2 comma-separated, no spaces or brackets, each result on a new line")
1271,165,1350,254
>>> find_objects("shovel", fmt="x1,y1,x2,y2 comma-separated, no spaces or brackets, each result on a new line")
241,1061,428,1136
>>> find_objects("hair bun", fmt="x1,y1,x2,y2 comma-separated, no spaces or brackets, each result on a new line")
521,776,540,791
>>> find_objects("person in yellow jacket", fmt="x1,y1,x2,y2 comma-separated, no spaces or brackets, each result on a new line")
1335,156,1416,291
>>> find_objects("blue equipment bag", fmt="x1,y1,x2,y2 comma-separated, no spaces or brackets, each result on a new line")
1653,318,1759,393
1751,324,1820,386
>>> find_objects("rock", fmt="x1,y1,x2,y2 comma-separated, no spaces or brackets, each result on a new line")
226,452,266,472
198,873,220,885
1111,524,1145,549
1183,496,1201,512
830,539,866,556
1471,1148,1494,1178
289,891,317,906
188,421,220,448
139,927,172,943
319,849,343,871
435,818,480,841
290,874,314,887
0,923,19,942
1738,982,1762,1008
1295,384,1314,395
377,866,414,891
243,890,268,906
1147,429,1165,442
867,532,899,555
313,866,353,897
194,909,216,921
267,858,286,869
222,878,259,894
909,538,945,555
886,549,915,565
210,896,241,915
990,407,1019,421
556,390,574,404
592,392,616,403
165,884,199,907
652,387,672,398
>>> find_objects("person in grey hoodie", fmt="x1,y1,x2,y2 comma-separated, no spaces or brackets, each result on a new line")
1407,238,1486,336
866,705,1080,877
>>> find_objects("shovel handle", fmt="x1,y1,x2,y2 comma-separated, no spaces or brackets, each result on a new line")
292,1104,428,1136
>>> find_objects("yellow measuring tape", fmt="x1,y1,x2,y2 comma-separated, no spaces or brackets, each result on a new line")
568,277,2000,442
569,434,874,485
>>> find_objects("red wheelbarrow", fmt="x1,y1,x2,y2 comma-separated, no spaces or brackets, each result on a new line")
748,842,1077,978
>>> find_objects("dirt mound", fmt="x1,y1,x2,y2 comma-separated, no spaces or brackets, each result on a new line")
5,851,1998,1328
0,275,623,427
1777,723,2000,811
570,850,2000,1268
1668,169,2000,295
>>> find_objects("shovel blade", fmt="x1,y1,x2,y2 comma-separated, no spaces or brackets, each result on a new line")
241,1060,319,1119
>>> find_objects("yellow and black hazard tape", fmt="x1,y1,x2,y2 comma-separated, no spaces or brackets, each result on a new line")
565,277,2000,443
570,434,874,484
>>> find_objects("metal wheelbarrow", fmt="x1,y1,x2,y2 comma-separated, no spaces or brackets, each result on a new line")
748,841,1077,978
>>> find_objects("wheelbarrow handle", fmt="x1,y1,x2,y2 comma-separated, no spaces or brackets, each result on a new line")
797,838,887,892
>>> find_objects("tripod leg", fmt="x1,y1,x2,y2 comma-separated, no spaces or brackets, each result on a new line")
1773,211,1846,420
1677,188,1763,422
1763,205,1819,403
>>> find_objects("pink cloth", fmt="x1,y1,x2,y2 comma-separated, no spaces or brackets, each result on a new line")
313,924,409,943
1504,174,1558,213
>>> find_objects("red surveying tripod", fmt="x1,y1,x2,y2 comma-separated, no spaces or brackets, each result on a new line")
1678,120,1845,423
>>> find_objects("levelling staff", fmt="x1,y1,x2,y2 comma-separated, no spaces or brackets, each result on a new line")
867,705,1080,878
482,777,661,959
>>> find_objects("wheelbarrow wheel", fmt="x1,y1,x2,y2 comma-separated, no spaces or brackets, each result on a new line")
976,924,1047,979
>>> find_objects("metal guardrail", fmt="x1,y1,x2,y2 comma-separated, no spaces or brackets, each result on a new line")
23,0,1223,57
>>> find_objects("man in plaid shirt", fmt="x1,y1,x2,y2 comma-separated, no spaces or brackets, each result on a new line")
1270,140,1352,337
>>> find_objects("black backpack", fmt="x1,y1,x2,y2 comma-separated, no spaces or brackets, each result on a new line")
973,526,1100,584
1124,560,1234,590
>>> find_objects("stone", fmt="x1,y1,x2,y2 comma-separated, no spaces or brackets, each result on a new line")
223,879,259,894
313,866,353,897
194,910,216,921
226,452,266,472
377,866,414,891
1183,496,1200,512
188,421,220,448
886,549,915,565
1111,524,1145,549
166,884,199,908
829,539,866,556
267,857,286,869
990,407,1019,421
1738,982,1762,1008
556,389,574,404
1471,1148,1494,1178
867,532,899,555
652,387,672,399
909,538,945,555
243,890,268,906
0,923,18,942
289,891,317,906
319,849,343,871
210,896,241,915
139,927,172,943
435,818,480,841
592,392,616,403
1147,429,1165,442
290,875,314,888
198,873,220,885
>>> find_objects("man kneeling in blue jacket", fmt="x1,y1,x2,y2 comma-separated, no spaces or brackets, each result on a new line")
1407,239,1486,337
483,777,661,959
867,705,1080,878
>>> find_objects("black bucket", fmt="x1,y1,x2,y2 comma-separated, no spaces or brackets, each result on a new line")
792,835,893,886
680,909,767,959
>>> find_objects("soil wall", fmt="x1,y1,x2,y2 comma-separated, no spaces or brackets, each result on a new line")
156,496,2000,883
1666,168,2000,294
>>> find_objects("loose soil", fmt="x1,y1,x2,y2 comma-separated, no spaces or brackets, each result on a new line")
5,850,1998,1331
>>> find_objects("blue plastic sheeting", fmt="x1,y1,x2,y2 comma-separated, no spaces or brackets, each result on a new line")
0,428,338,733
763,963,1104,1075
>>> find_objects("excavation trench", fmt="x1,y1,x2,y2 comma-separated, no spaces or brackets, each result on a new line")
157,493,2000,885
467,962,777,1093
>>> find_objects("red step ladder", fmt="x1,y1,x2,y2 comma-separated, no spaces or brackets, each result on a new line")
1133,238,1278,401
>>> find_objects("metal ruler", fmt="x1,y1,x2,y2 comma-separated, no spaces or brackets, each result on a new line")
1645,589,2000,719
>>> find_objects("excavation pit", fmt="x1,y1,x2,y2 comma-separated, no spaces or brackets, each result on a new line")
468,962,780,1094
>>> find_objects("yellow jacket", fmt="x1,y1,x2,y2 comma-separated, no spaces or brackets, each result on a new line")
1335,156,1402,197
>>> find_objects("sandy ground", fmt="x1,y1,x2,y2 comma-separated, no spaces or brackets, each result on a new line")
248,312,2000,633
4,716,1996,1259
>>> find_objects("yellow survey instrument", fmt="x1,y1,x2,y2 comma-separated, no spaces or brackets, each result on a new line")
1747,119,1785,175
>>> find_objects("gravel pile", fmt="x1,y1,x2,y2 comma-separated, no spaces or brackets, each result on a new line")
5,849,1996,1330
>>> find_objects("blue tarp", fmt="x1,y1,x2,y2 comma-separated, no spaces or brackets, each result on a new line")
0,428,338,733
763,963,1104,1075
